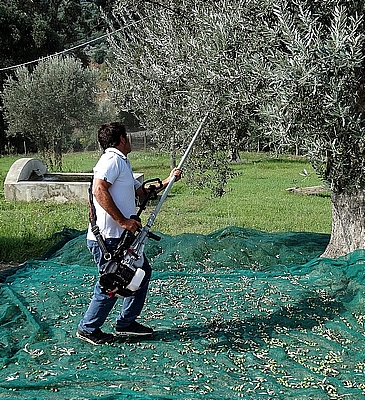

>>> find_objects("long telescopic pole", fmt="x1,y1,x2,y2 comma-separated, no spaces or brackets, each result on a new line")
146,111,210,228
124,111,209,271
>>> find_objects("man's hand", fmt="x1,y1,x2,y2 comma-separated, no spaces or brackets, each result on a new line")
136,168,183,201
122,217,142,234
170,168,182,182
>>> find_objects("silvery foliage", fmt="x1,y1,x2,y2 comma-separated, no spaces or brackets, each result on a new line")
105,0,270,196
260,1,365,194
107,1,365,195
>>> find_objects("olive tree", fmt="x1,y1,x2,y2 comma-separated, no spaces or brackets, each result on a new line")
106,0,365,257
260,1,365,257
2,55,99,169
106,0,268,195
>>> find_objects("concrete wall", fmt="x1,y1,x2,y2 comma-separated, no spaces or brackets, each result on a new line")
4,158,143,203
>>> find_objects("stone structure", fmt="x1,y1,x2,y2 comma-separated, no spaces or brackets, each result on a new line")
4,158,143,203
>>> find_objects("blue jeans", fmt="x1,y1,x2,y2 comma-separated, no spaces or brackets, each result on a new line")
78,238,152,333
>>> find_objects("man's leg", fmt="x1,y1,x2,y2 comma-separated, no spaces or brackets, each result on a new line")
78,281,118,333
78,239,118,333
115,255,152,333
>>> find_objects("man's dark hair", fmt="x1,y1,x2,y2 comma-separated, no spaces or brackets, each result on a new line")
98,122,127,150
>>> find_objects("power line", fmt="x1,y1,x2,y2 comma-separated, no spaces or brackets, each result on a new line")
0,29,124,72
0,13,148,72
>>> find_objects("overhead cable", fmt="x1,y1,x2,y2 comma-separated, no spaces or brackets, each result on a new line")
0,12,148,72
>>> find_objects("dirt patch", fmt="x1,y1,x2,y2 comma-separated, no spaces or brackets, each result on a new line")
286,185,328,195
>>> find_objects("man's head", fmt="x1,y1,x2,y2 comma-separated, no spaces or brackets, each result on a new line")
98,122,128,151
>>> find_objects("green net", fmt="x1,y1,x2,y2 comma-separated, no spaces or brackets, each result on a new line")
1,226,365,399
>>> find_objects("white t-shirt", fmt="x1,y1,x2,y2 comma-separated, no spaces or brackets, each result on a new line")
87,148,142,240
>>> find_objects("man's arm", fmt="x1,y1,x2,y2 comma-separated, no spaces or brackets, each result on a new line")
93,178,141,233
136,168,182,199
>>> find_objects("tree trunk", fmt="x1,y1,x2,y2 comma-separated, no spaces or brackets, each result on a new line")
170,151,176,169
228,147,241,162
321,190,365,258
54,136,63,171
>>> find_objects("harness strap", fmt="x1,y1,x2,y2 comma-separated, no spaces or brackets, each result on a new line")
88,177,112,261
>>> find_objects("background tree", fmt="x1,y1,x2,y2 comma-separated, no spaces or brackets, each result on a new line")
0,0,114,153
2,55,100,169
0,0,113,70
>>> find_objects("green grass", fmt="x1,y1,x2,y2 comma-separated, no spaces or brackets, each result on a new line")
149,152,331,235
0,151,331,264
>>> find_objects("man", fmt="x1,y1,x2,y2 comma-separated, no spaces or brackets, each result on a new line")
77,122,181,345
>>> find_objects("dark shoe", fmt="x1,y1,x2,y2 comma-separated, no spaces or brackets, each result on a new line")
76,328,114,345
115,321,154,336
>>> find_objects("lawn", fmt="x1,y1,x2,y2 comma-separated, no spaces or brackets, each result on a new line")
0,151,331,263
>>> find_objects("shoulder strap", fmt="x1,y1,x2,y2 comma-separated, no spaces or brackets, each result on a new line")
88,177,97,225
88,177,112,261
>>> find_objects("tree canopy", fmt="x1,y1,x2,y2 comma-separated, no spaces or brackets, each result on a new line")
0,0,113,70
107,0,270,194
261,1,365,194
